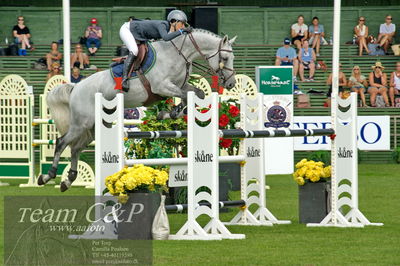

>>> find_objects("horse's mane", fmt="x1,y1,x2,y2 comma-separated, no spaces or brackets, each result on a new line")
191,28,222,40
152,28,222,45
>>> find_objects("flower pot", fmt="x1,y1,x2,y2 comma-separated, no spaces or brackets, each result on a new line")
219,162,241,191
117,192,161,240
172,163,235,205
298,182,330,224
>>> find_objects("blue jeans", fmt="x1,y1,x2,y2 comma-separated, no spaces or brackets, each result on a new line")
86,38,101,49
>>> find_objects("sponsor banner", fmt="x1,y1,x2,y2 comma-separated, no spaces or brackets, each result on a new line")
263,94,294,174
263,95,293,128
168,165,188,187
256,66,293,95
293,116,390,151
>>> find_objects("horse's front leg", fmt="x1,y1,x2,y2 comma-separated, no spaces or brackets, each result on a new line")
181,83,206,102
168,84,205,119
154,81,185,120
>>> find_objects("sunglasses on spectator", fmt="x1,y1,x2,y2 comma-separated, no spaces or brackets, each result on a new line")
359,19,365,21
354,68,360,70
18,19,24,21
53,67,60,70
386,17,392,20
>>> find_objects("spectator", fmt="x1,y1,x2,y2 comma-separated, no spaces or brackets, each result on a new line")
377,15,396,54
291,15,308,50
389,61,400,107
368,62,389,107
326,63,347,97
46,62,61,81
298,40,316,82
46,42,62,71
275,37,299,81
71,67,85,83
348,65,368,107
71,44,89,69
12,16,33,56
308,17,325,56
354,16,370,56
85,18,102,56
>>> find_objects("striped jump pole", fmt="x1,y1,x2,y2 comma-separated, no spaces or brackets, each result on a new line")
126,128,334,140
165,200,246,213
32,118,141,126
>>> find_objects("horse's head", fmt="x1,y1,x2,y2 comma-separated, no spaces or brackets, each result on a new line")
207,35,237,89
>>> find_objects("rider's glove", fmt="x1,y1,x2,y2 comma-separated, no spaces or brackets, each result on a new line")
182,26,193,33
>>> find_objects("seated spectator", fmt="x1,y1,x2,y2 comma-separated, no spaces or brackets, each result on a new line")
326,63,347,97
389,61,400,107
368,62,389,107
71,44,90,69
291,15,308,50
47,62,61,81
354,16,370,56
85,18,102,56
298,40,316,82
377,15,396,54
46,42,62,71
348,65,368,107
12,16,33,56
308,17,325,56
71,67,85,83
275,38,299,80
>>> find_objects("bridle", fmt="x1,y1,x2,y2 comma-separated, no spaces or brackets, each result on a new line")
170,32,236,89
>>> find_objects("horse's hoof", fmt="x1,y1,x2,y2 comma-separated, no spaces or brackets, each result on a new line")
60,181,69,192
37,174,46,186
157,111,170,120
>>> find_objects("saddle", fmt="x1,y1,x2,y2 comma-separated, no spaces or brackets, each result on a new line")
112,43,163,106
112,43,148,70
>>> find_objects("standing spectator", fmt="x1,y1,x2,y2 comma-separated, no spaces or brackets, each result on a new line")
326,63,347,97
12,16,33,56
46,42,62,71
348,65,368,107
85,18,102,56
70,67,85,83
354,16,370,56
275,38,299,81
46,62,61,81
298,40,316,82
377,15,396,54
71,43,90,69
389,62,400,107
368,62,390,107
308,17,325,56
291,15,308,50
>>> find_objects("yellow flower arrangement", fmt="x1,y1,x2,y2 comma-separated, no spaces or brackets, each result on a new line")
293,159,331,186
105,164,169,197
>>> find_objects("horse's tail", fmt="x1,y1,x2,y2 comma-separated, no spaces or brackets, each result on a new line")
47,83,74,135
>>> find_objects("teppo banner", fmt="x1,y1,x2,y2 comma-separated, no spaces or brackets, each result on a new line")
293,116,391,150
256,66,294,175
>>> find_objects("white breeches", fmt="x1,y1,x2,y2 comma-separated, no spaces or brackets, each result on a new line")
119,22,138,56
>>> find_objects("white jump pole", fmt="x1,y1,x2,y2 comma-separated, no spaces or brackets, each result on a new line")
62,0,71,82
329,0,341,227
307,0,382,227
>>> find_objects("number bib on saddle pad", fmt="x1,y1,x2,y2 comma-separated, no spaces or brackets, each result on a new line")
110,43,156,79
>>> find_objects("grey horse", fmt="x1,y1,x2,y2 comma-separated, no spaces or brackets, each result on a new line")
38,29,237,191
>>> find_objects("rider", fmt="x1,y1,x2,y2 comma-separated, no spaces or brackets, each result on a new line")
119,10,191,91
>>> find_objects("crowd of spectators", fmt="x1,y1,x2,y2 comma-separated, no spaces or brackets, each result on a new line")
6,14,400,107
275,14,398,107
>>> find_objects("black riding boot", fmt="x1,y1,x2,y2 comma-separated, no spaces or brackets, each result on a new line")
122,52,136,92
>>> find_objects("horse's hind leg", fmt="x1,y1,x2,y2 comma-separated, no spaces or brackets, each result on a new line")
60,133,93,192
37,134,72,185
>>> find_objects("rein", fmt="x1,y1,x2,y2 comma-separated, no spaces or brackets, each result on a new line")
170,32,236,89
